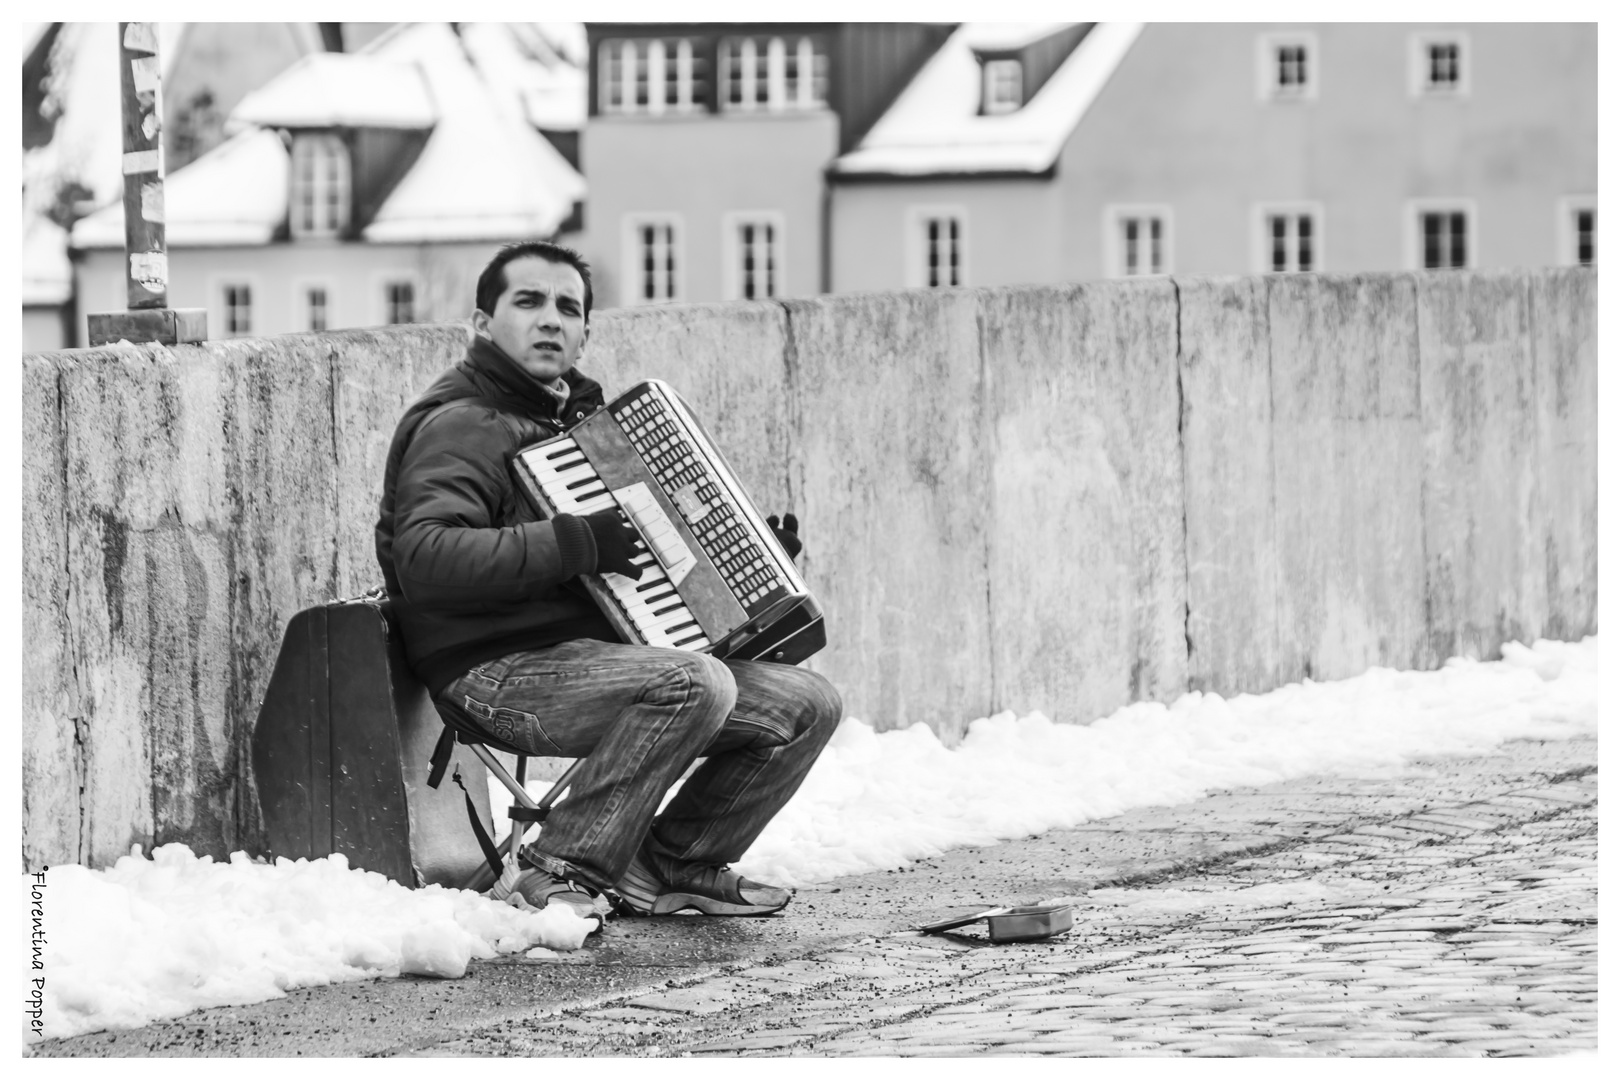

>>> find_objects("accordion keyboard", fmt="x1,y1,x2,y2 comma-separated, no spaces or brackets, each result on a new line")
520,437,711,650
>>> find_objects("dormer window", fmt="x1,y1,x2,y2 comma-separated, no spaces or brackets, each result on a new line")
290,133,350,238
983,59,1023,115
720,35,829,112
599,38,707,115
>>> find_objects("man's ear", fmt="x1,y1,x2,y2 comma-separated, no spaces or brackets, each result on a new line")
471,309,491,339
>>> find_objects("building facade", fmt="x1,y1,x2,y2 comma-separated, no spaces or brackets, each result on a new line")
830,23,1597,292
67,22,585,347
579,22,954,308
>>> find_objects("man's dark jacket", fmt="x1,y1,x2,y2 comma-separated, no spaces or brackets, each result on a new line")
375,334,617,696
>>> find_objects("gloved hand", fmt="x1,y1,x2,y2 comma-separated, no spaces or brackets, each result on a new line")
766,512,802,561
582,510,645,580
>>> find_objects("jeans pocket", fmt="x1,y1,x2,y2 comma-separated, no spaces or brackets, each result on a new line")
459,694,565,757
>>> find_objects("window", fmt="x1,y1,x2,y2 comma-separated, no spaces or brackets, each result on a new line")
622,215,682,305
305,285,328,331
1407,202,1475,270
384,280,415,324
599,38,706,115
1258,33,1318,101
720,35,828,111
290,134,350,237
1105,205,1173,277
904,208,966,289
1559,197,1596,267
1410,33,1470,97
983,59,1022,115
222,283,253,337
1256,205,1323,273
724,213,784,301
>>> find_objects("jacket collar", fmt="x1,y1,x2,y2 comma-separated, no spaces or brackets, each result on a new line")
457,333,603,421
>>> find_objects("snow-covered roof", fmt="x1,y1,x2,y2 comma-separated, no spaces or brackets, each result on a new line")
457,22,587,131
69,22,587,250
358,23,584,241
229,52,437,129
833,22,1144,178
71,128,290,248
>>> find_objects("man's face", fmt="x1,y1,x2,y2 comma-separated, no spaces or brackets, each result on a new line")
473,256,589,383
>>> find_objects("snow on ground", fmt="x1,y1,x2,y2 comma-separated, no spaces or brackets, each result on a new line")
31,636,1596,1042
32,846,594,1040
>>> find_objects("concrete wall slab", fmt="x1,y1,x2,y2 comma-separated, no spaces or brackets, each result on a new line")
1178,276,1281,694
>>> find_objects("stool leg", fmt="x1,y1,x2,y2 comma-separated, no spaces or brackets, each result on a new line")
509,755,530,858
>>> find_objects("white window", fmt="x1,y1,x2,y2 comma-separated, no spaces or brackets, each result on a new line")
622,215,683,305
599,38,706,115
1104,205,1173,278
1558,196,1596,267
1410,32,1470,97
1254,204,1323,273
721,35,828,112
723,212,785,301
295,281,333,331
1406,201,1475,270
1258,32,1318,102
383,280,416,324
290,133,350,237
983,59,1022,115
905,207,967,289
222,282,253,337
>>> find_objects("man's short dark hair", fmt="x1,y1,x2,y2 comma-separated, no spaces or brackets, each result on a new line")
475,241,593,321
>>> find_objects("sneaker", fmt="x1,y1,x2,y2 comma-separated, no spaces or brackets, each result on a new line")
613,850,791,916
487,854,611,928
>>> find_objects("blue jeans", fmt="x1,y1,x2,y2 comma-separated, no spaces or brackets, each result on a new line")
435,639,843,890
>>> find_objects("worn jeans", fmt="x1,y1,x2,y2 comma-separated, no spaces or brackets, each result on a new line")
435,639,843,890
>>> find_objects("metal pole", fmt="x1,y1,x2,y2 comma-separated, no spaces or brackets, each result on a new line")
85,22,205,346
118,21,166,309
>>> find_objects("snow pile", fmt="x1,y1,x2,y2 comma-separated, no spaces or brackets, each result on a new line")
728,636,1598,886
35,845,594,1040
32,636,1595,1042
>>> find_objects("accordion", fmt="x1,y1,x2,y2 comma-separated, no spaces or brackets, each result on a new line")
511,380,826,666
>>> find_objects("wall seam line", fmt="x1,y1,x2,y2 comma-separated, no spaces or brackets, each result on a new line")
56,360,89,867
1412,273,1432,668
1173,279,1192,694
977,295,996,717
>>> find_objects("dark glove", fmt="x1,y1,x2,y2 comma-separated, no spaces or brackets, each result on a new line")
766,512,802,561
582,510,644,580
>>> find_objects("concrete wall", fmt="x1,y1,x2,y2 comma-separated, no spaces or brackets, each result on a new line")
21,267,1596,870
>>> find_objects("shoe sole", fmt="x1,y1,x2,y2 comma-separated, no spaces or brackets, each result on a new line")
646,891,788,916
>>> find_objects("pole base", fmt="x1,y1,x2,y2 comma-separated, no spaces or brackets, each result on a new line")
87,308,207,347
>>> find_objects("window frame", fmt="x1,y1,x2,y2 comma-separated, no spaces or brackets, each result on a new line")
1252,202,1325,274
1256,31,1319,103
1557,195,1597,268
1102,204,1175,279
210,274,261,339
292,277,335,332
599,38,705,116
719,34,828,113
721,210,787,302
983,59,1023,115
288,132,351,239
1409,31,1471,98
620,213,686,306
1405,199,1477,271
371,270,424,326
904,205,969,290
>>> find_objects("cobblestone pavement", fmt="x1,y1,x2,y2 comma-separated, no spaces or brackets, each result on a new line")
439,741,1597,1058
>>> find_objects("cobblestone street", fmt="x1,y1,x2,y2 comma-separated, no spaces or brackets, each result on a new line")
442,737,1597,1058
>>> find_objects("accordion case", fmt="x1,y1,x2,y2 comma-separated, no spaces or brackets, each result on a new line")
251,597,494,888
512,379,826,666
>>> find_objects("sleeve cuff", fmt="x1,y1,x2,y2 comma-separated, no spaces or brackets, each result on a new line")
551,513,596,579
